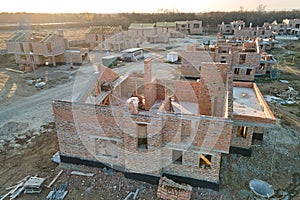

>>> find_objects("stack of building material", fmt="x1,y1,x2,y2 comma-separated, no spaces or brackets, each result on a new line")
46,183,68,200
157,177,192,200
23,177,45,194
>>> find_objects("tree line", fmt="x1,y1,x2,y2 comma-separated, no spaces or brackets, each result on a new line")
0,10,299,30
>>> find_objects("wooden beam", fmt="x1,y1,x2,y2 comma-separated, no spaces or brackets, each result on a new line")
46,170,63,189
76,72,101,103
200,154,211,166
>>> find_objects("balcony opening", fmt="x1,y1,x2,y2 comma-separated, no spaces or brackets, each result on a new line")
239,54,246,64
234,68,240,75
20,43,24,53
221,56,227,63
237,126,247,138
246,68,252,75
137,124,147,150
172,150,182,164
199,154,212,169
47,43,52,53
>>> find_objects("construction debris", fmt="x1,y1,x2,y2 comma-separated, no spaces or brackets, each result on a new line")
35,81,46,88
70,171,94,177
121,188,140,200
123,192,133,200
47,170,63,189
265,86,299,105
157,177,192,200
133,188,139,200
279,80,289,84
0,176,45,199
5,68,25,74
23,177,45,194
51,151,61,164
0,176,30,200
46,183,68,200
278,86,299,102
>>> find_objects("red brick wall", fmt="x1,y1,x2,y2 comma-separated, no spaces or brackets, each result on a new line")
199,63,229,117
53,99,233,178
230,126,254,149
6,41,22,53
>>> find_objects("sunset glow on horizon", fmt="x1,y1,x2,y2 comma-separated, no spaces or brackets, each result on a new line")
1,0,299,14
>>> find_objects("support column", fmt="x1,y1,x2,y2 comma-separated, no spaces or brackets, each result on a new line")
53,56,56,66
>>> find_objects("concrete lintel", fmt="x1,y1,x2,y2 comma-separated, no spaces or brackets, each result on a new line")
158,111,232,123
233,119,277,128
164,143,229,155
89,135,123,143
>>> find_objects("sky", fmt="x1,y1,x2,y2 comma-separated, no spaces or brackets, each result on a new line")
1,0,299,13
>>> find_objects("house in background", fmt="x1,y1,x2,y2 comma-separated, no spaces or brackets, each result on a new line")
85,26,123,50
271,18,300,36
6,30,89,71
217,20,246,35
175,20,203,35
128,23,169,44
6,30,67,71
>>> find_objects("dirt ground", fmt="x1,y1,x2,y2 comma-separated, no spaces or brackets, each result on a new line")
0,32,299,199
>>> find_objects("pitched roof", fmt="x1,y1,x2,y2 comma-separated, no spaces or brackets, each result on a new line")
7,31,53,42
86,26,123,35
156,22,176,28
128,23,155,30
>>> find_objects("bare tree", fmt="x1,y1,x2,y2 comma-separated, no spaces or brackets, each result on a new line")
257,4,266,12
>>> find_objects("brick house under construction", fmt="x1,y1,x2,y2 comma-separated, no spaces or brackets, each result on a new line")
181,35,277,81
6,30,66,68
85,26,123,50
52,57,276,189
6,30,88,70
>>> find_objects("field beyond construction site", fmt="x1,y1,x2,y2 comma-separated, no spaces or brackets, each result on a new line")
0,30,299,199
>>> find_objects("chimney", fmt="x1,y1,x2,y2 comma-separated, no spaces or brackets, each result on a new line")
144,58,156,110
144,58,152,83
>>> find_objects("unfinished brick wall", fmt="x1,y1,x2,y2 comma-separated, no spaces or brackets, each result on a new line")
157,177,192,200
6,41,22,53
231,51,261,77
163,151,222,183
199,63,229,117
180,51,214,78
230,125,254,149
173,80,200,103
181,62,200,78
53,98,233,181
232,66,255,81
48,35,66,55
234,28,253,39
120,77,144,97
144,58,158,110
56,50,86,64
161,115,233,153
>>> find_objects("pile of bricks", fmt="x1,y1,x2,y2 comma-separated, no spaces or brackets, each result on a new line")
157,177,192,200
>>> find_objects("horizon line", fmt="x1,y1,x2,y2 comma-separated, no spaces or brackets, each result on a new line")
0,9,299,15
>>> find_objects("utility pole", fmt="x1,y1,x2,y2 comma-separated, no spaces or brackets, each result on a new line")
29,52,37,79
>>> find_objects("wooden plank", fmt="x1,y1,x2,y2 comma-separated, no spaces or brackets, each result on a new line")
76,72,101,103
133,188,140,200
46,170,63,189
70,171,94,177
94,91,110,104
123,192,133,200
200,154,211,166
5,68,25,74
